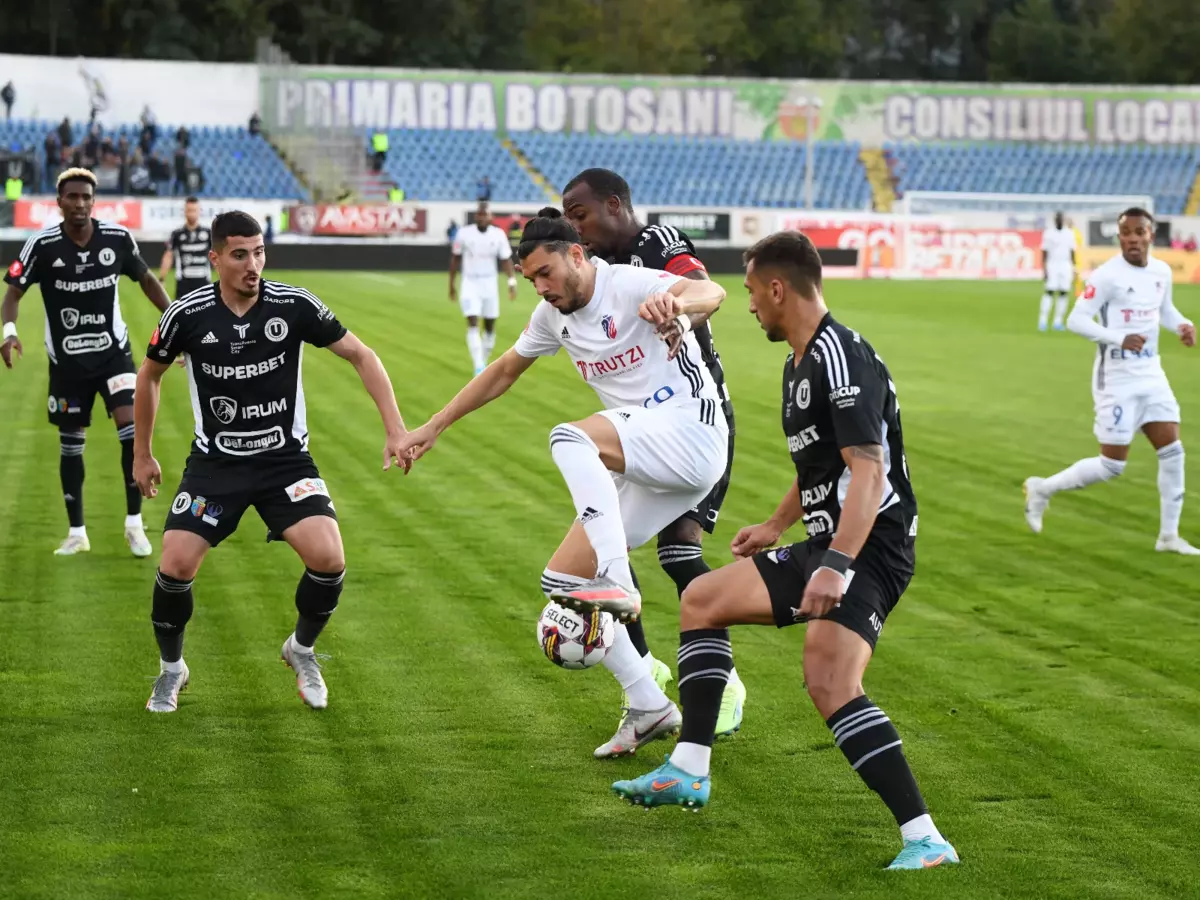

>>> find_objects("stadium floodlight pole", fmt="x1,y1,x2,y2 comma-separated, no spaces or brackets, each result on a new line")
804,98,822,211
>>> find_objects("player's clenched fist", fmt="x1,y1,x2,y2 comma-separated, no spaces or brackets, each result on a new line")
638,292,680,328
730,522,782,559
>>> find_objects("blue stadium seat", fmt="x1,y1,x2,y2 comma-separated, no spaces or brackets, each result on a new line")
885,141,1200,215
0,118,308,200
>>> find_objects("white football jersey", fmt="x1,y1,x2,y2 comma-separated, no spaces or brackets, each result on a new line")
514,259,721,411
1041,226,1076,266
454,224,511,278
1073,253,1191,389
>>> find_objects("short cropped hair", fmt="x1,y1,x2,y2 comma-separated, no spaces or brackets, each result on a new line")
517,207,582,261
1119,206,1155,224
56,167,97,196
563,168,633,211
185,195,200,205
743,231,823,296
212,211,262,249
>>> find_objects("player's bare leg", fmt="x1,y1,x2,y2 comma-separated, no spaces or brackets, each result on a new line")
1024,442,1128,534
481,317,498,367
147,530,209,712
546,523,678,758
1143,421,1198,554
464,313,484,374
113,404,151,558
279,515,346,709
55,425,89,555
546,413,643,622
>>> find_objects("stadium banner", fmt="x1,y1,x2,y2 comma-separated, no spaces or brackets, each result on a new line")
287,204,428,237
270,65,1200,145
647,212,730,241
780,213,1044,280
10,197,286,239
14,198,143,230
1087,217,1172,248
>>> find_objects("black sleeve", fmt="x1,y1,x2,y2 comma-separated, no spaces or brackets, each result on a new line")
635,226,707,277
147,302,191,364
4,239,42,292
299,293,348,348
168,228,182,254
817,331,888,449
122,230,149,281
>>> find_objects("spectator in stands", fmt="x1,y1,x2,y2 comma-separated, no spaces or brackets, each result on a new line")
57,117,72,152
249,112,261,136
83,124,101,168
172,143,189,196
264,215,274,243
447,219,459,242
476,175,491,201
128,150,155,195
1171,236,1184,250
1186,235,1198,252
1,82,13,120
176,125,190,150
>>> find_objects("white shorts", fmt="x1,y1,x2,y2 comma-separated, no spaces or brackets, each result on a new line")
460,277,500,319
1045,262,1074,293
1093,380,1180,445
598,400,729,550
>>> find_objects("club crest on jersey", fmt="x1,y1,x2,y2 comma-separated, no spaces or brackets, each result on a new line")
171,492,192,515
629,255,643,267
210,396,238,425
98,247,116,266
60,308,79,330
601,314,618,340
796,378,810,409
1084,283,1096,299
265,317,289,342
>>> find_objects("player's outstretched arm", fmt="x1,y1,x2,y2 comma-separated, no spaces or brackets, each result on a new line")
399,349,537,462
800,444,885,619
326,332,413,473
132,358,171,498
1,283,24,369
138,270,172,313
639,278,727,359
731,480,804,559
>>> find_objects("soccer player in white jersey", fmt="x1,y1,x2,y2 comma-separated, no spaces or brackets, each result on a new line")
1024,208,1198,553
449,202,518,375
1039,210,1077,331
401,208,729,757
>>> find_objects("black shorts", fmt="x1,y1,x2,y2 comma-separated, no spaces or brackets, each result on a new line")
47,352,137,428
677,401,735,534
175,278,210,301
752,531,915,650
163,455,337,547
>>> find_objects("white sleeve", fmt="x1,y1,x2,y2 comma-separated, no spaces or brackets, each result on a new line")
452,235,463,256
1159,274,1192,333
496,230,510,260
1041,230,1050,251
1067,277,1126,346
513,303,560,358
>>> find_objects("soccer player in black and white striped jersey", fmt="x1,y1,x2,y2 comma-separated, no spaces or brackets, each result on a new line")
613,232,959,871
1,167,172,557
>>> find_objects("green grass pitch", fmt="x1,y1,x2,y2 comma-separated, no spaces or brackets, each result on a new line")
1,271,1198,899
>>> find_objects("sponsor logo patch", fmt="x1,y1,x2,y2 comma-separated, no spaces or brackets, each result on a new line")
106,372,136,395
214,426,286,456
285,477,330,502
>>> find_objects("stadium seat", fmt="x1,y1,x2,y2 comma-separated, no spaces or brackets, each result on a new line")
884,142,1200,215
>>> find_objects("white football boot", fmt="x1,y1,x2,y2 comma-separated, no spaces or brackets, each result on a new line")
1156,534,1200,555
125,526,153,558
146,661,190,713
54,533,91,556
281,634,329,709
594,701,682,759
1023,477,1050,534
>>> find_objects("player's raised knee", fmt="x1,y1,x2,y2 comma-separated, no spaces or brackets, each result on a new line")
680,572,723,627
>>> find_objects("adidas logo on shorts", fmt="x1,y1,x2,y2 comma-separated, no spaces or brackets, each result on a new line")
201,331,218,344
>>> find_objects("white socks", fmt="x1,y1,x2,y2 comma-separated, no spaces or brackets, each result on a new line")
1053,294,1069,327
68,525,87,538
603,623,668,709
1043,455,1125,495
161,658,185,674
465,325,483,370
125,514,144,530
548,423,632,588
900,813,946,844
670,742,712,777
1158,441,1186,537
481,328,496,364
1038,294,1053,329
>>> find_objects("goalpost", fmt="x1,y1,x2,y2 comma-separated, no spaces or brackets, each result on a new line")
898,191,1154,220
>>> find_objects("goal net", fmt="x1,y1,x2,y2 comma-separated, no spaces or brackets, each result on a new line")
898,191,1154,221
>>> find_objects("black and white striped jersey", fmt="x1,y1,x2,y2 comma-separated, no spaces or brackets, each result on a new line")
147,279,346,462
167,224,213,284
782,314,917,542
4,219,148,375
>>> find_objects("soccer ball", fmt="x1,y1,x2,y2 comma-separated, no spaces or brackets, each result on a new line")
536,601,614,669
